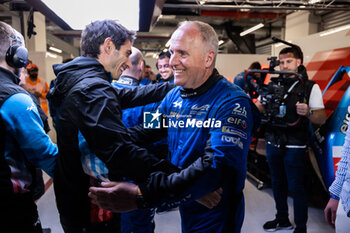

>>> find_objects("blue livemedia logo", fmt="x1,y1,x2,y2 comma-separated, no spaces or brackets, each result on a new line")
143,110,161,129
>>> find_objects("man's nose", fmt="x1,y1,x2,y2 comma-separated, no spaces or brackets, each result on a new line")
126,58,132,69
169,54,177,67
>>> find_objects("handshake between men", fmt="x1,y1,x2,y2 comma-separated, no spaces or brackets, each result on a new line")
89,181,223,213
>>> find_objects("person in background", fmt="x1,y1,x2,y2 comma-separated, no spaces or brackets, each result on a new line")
113,47,157,233
156,51,174,84
140,64,157,85
113,47,146,127
90,20,261,233
0,21,57,233
23,63,50,116
256,46,326,233
324,121,350,233
234,61,264,99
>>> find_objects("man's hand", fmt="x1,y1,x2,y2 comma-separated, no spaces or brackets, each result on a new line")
195,188,223,209
324,198,339,228
296,101,309,116
89,181,139,213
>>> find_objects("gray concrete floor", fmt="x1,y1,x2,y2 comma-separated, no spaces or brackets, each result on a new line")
37,179,334,233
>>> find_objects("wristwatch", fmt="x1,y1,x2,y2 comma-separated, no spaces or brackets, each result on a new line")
135,189,151,209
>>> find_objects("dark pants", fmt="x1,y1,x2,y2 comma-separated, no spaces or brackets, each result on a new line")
266,144,308,232
1,193,43,233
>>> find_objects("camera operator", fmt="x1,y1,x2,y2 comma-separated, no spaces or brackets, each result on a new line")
234,61,264,99
256,46,326,233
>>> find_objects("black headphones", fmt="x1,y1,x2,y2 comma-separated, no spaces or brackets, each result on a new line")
5,28,28,68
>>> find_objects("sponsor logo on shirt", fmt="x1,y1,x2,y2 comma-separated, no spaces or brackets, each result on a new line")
191,104,210,111
231,103,247,117
221,135,243,149
227,117,247,129
190,104,210,116
173,101,182,108
222,126,247,139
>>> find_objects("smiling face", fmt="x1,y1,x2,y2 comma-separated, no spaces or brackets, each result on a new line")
100,38,132,79
157,57,173,80
169,24,215,89
111,40,132,79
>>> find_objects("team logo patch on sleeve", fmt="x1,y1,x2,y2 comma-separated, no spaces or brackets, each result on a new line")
221,135,243,149
222,126,247,139
227,117,247,129
26,103,36,111
231,103,247,117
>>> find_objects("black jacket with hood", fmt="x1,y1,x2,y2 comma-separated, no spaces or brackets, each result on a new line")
50,57,214,228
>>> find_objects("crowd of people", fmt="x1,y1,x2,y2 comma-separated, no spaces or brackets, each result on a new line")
0,17,348,233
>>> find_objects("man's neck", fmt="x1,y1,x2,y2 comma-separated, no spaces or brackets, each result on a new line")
121,71,140,81
191,67,214,89
0,62,14,74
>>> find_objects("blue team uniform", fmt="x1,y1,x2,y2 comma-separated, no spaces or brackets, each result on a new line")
112,76,144,127
155,69,260,232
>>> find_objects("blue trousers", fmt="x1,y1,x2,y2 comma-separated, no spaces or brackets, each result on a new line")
266,144,308,231
121,208,155,233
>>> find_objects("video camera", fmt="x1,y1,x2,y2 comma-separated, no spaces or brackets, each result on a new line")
244,56,304,127
258,75,290,127
267,56,280,71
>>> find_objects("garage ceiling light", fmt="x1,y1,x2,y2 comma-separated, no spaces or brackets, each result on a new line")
240,23,264,37
41,0,139,30
49,46,62,53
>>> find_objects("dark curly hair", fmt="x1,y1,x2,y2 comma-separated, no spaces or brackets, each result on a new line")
80,20,135,58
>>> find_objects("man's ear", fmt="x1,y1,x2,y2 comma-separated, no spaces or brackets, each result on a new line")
138,60,144,73
205,50,215,68
296,58,301,67
102,37,114,55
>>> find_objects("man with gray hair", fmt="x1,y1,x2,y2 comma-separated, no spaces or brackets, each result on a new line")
0,22,58,232
90,20,261,233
